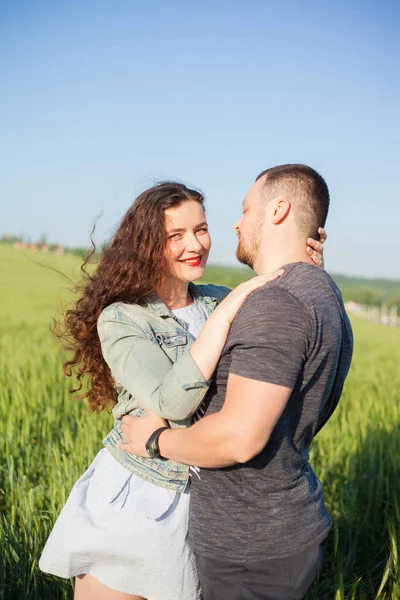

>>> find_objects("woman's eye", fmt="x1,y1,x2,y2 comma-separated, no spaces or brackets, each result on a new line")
197,228,209,234
168,233,181,240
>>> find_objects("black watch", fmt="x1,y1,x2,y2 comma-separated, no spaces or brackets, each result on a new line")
145,427,169,459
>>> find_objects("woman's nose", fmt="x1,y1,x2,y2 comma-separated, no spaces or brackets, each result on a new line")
186,234,203,252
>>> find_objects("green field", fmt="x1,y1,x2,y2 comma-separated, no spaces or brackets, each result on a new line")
0,243,399,600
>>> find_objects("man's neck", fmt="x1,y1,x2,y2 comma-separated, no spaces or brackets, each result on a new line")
254,243,314,276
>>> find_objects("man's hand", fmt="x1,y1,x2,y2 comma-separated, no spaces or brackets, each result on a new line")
120,411,167,457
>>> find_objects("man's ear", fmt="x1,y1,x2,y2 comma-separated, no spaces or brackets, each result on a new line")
271,198,291,225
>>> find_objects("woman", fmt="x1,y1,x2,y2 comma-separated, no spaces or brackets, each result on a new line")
39,182,325,600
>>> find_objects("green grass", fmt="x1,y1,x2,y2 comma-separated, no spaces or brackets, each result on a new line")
0,243,399,599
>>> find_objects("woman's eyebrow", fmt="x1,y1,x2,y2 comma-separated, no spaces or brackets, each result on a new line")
167,222,208,234
167,227,185,234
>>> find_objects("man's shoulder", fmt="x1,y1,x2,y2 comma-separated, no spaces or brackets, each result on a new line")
231,281,311,337
240,273,309,312
277,263,353,349
232,263,346,333
280,263,340,294
270,263,344,312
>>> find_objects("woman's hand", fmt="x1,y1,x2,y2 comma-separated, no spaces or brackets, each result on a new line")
215,269,285,324
306,227,327,268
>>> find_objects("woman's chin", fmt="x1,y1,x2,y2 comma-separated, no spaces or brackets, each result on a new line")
183,265,206,282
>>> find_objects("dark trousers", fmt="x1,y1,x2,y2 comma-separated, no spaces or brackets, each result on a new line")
195,544,324,600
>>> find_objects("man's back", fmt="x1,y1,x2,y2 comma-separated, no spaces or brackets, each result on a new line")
189,262,353,561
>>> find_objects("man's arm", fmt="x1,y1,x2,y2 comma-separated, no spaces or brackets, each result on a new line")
120,374,292,467
120,285,309,466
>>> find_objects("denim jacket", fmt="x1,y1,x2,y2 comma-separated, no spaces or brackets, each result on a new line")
98,282,231,492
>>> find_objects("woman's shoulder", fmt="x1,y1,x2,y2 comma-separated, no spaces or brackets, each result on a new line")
194,283,231,302
98,302,152,332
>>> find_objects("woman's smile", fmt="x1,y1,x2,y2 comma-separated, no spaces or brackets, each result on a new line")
179,256,202,267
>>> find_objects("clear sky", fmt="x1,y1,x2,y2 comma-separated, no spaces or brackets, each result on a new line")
1,0,399,278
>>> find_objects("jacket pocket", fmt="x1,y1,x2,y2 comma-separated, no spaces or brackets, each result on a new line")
154,332,189,359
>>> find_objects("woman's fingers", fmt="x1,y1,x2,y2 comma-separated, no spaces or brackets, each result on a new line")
306,228,327,267
307,228,327,252
318,227,327,243
307,238,322,253
306,245,322,266
265,268,285,280
237,270,285,294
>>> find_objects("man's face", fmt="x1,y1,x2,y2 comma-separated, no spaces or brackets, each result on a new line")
235,178,266,269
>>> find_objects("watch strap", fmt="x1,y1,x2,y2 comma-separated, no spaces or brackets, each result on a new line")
145,426,169,459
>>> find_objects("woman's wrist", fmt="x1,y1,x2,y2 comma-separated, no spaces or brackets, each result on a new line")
207,303,234,327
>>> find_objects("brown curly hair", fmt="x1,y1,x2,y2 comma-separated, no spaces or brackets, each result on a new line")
54,182,205,413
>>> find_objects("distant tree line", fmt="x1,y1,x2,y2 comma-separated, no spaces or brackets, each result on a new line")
333,274,400,309
2,234,400,309
0,234,102,259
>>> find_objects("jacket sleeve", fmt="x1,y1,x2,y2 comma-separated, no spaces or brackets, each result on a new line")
97,306,210,420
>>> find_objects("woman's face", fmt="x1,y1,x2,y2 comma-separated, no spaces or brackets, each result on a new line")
163,200,211,282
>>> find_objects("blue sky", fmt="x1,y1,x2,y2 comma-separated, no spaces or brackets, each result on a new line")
1,0,399,278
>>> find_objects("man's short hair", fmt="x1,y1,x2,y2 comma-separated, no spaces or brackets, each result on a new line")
256,164,330,238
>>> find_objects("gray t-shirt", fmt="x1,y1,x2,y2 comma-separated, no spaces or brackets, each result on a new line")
189,262,353,562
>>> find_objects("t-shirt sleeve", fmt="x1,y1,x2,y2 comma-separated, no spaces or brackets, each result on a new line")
229,286,311,389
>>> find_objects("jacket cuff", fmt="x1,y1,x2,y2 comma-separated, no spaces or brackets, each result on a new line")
174,352,210,390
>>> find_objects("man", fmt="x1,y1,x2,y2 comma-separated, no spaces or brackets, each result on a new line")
121,164,353,599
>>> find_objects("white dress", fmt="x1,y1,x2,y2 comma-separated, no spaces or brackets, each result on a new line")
39,301,207,599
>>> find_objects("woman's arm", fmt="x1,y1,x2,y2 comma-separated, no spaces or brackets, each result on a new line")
98,306,208,421
97,273,282,422
190,274,283,380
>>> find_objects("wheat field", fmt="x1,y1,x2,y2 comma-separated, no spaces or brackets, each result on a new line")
0,243,399,599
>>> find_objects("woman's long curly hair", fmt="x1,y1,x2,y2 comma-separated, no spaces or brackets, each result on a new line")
54,182,205,413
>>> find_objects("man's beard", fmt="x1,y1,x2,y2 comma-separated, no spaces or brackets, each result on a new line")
236,232,261,270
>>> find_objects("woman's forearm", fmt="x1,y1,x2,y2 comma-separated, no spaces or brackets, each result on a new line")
189,307,231,381
189,273,283,381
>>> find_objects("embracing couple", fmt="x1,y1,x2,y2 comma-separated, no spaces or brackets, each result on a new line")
40,164,353,600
